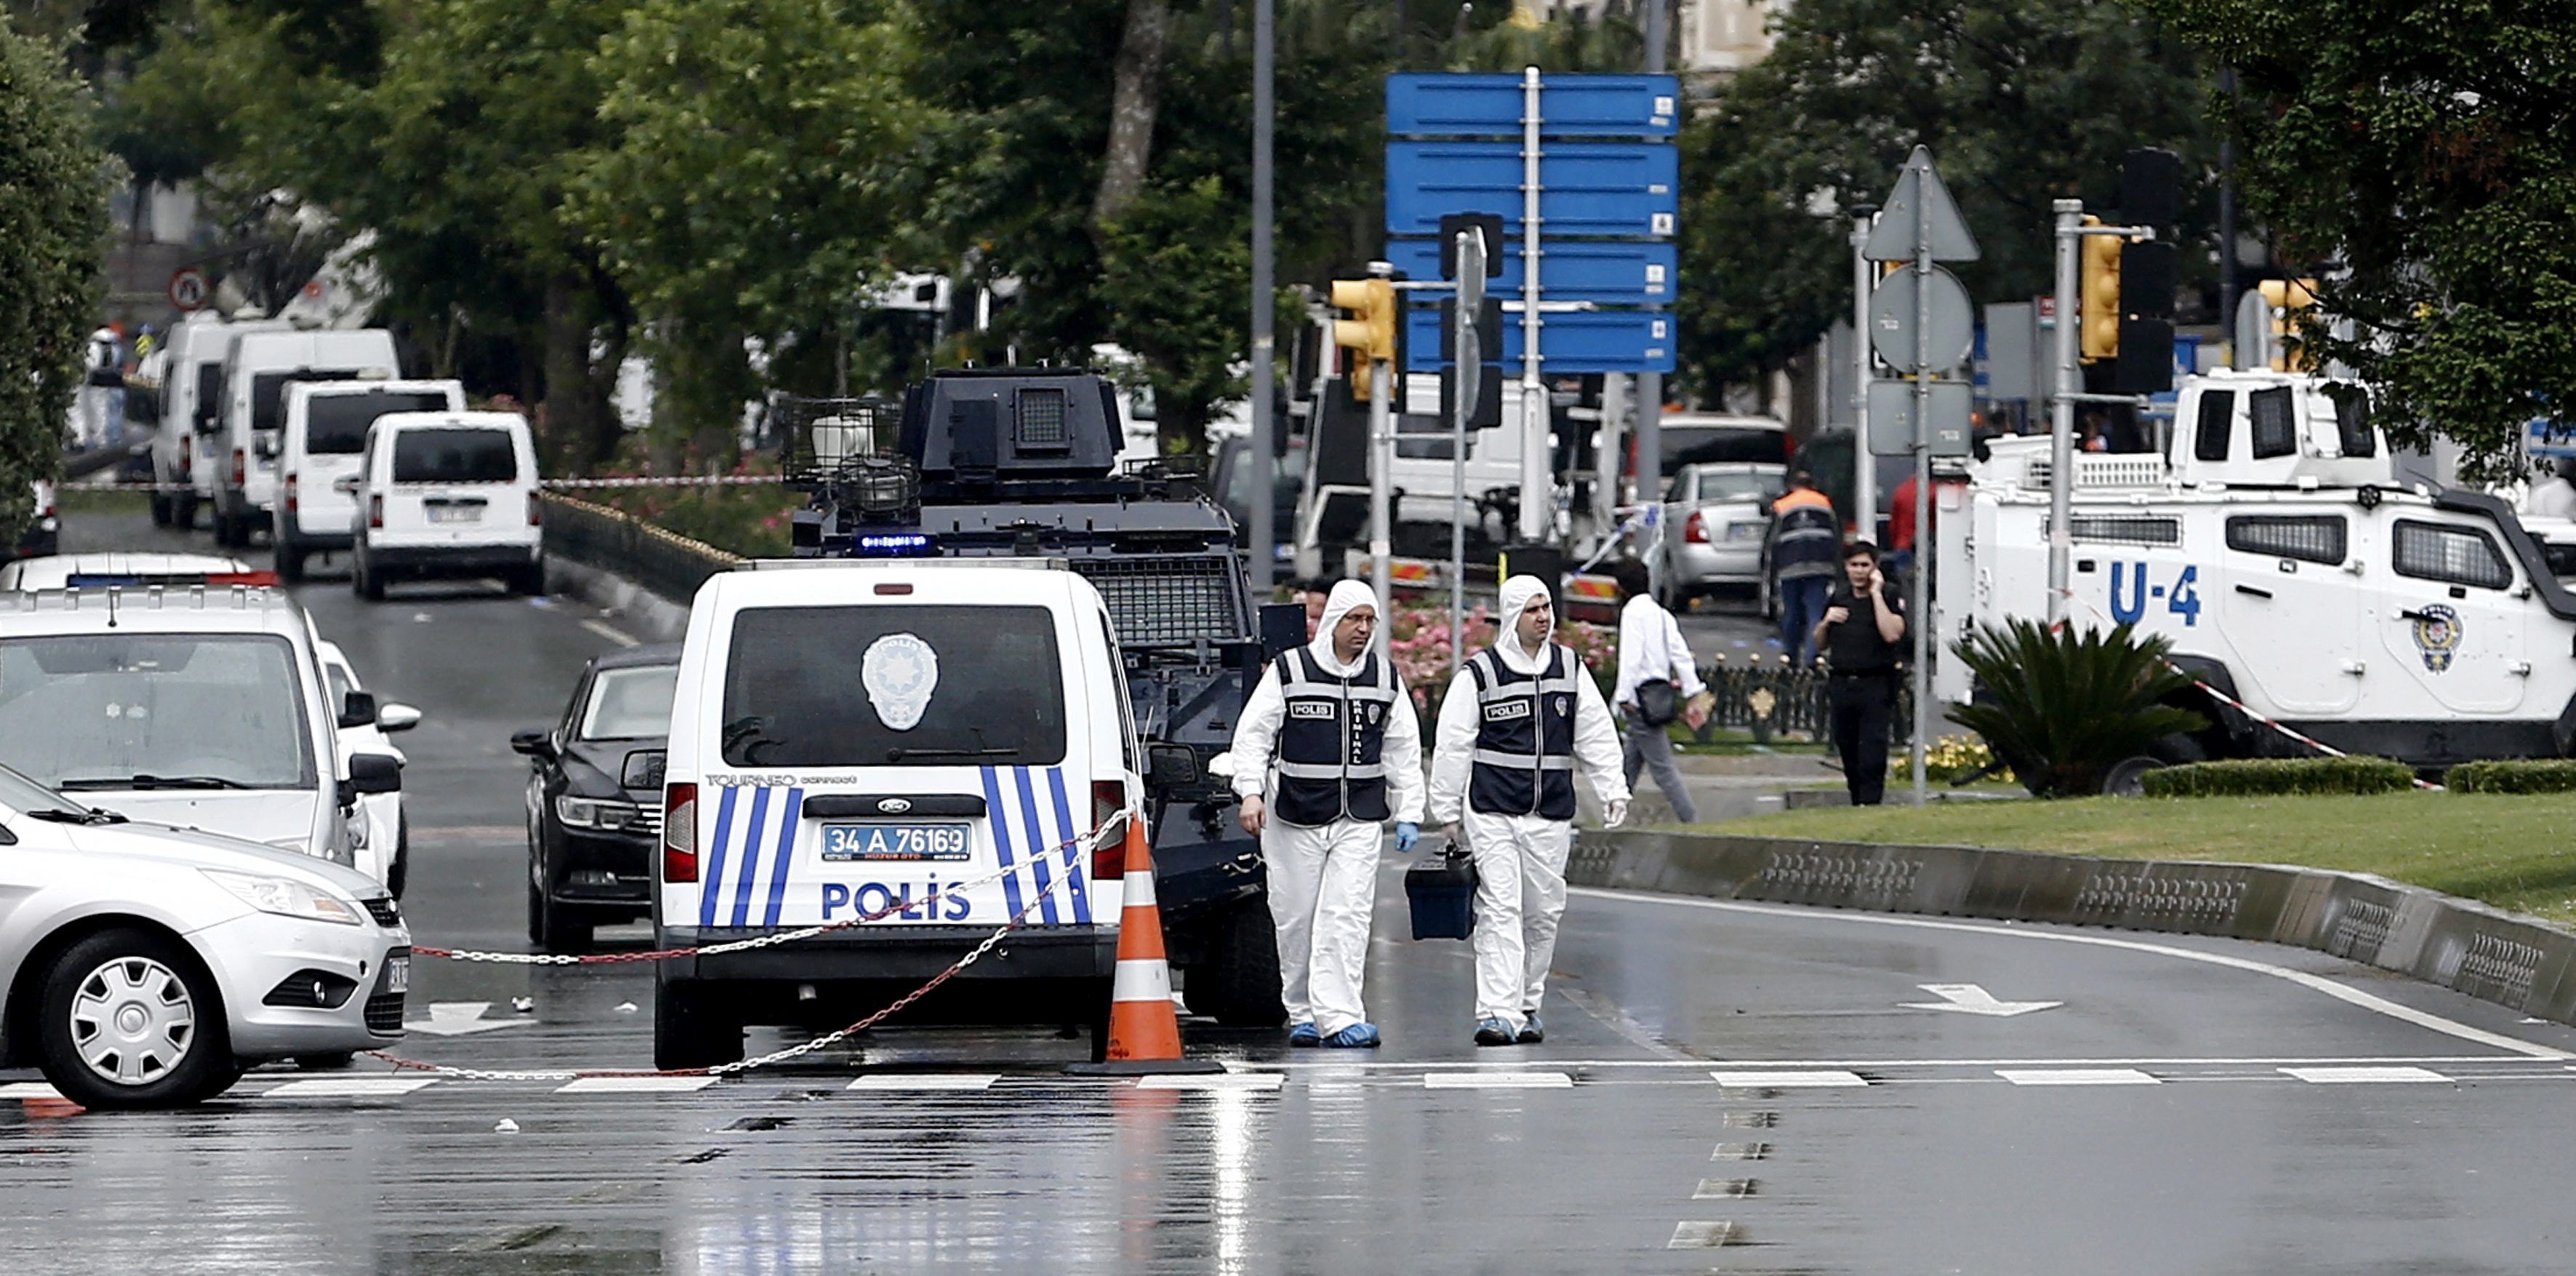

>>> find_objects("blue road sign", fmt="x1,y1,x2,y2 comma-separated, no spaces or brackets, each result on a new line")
1404,307,1677,375
1387,238,1677,308
1387,73,1681,139
1387,141,1678,238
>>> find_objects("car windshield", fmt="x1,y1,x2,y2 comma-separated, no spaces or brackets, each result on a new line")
0,634,317,790
0,761,84,817
581,665,678,740
1683,470,1784,504
307,390,451,455
720,604,1065,767
393,428,518,483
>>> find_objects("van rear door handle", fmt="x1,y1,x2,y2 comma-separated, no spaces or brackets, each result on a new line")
2234,585,2272,600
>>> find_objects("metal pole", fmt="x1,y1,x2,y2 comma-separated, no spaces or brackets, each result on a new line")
2217,65,2240,364
1247,0,1276,590
1369,355,1395,609
1517,65,1548,543
1908,169,1932,806
2047,198,2082,627
1851,212,1874,536
1634,4,1666,523
1450,345,1468,659
1642,0,1669,72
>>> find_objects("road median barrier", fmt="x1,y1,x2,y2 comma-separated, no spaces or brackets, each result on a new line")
1570,828,2576,1033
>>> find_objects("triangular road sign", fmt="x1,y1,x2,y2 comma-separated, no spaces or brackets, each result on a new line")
1864,145,1981,263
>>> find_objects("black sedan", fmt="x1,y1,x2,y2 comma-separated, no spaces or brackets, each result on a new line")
513,643,679,952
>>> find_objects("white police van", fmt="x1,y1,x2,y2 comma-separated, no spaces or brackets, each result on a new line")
653,558,1140,1069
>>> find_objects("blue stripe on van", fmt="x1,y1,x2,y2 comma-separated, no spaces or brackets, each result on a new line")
1045,766,1092,925
730,787,771,928
761,787,805,926
1011,766,1062,926
979,766,1026,918
699,785,742,928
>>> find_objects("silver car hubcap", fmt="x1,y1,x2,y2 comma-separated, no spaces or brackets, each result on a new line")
70,957,196,1087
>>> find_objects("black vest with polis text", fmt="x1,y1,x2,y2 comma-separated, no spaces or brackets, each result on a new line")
1271,647,1398,827
1465,645,1581,820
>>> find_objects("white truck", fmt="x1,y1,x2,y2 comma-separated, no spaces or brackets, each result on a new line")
1933,368,2576,770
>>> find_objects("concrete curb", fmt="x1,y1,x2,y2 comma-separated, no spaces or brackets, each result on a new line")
1569,830,2576,1031
544,553,691,645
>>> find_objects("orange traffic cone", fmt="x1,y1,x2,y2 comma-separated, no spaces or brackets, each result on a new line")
1068,813,1223,1076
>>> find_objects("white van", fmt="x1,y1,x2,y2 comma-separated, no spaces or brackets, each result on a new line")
651,559,1141,1069
152,316,287,530
212,328,399,548
273,379,465,581
345,410,544,598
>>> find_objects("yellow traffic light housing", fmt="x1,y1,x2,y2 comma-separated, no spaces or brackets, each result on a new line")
2259,277,2318,372
2079,215,2122,363
1330,278,1397,399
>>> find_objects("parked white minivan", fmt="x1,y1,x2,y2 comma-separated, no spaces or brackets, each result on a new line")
651,559,1141,1069
345,410,545,598
212,328,399,548
152,315,288,531
273,379,465,581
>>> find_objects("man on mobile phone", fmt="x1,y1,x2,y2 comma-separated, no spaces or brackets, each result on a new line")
1813,541,1906,806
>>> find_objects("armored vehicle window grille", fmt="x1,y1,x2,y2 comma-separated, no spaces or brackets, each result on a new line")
1070,555,1250,647
1016,388,1070,450
2249,387,2298,459
2333,390,2376,458
2063,515,2180,546
2393,520,2511,590
2226,514,2346,565
2194,391,2234,462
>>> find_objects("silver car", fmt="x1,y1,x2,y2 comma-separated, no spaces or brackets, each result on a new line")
0,763,409,1108
1658,462,1787,611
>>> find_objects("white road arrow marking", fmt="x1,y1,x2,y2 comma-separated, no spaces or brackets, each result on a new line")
1901,983,2063,1018
403,1000,534,1036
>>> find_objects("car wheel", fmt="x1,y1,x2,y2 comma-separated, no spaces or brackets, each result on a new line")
653,979,743,1072
275,540,305,584
2100,755,2164,798
1195,897,1287,1027
36,928,236,1110
358,555,385,601
173,492,197,530
150,491,172,526
509,560,545,597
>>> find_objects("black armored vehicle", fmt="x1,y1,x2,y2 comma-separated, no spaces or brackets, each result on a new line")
784,369,1288,1024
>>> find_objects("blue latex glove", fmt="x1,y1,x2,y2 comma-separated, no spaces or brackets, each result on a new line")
1393,822,1420,854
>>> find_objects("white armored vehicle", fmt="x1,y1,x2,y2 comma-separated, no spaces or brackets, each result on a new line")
1935,369,2576,769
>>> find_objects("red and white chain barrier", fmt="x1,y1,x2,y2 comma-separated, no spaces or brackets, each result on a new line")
60,475,787,495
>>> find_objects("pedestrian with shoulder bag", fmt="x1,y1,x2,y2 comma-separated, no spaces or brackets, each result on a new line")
1610,559,1709,823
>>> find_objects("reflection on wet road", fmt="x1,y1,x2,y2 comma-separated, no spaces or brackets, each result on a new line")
6,507,2574,1274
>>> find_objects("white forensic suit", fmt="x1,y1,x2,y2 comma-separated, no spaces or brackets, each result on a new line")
1427,575,1628,1035
1227,581,1425,1036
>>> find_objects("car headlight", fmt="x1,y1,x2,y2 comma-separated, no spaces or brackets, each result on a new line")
204,870,362,926
556,795,645,832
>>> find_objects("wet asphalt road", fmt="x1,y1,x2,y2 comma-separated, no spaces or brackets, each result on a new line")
6,505,2576,1274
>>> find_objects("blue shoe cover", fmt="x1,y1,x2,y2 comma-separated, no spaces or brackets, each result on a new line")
1321,1023,1381,1048
1287,1022,1321,1047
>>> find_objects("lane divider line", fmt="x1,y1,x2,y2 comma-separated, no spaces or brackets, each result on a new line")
1710,1070,1868,1088
579,619,641,649
556,1077,716,1094
1572,887,2575,1061
2279,1065,2452,1084
1995,1068,2161,1086
264,1077,440,1099
846,1075,1000,1092
1423,1072,1574,1089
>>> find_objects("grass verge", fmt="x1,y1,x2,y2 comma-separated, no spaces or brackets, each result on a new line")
1704,792,2576,925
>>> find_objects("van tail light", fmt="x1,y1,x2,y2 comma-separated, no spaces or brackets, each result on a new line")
368,494,383,530
1089,779,1127,880
231,449,245,486
1684,510,1709,544
528,499,542,528
662,782,698,882
284,473,298,513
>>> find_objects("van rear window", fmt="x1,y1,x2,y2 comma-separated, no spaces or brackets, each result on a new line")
308,391,450,454
720,605,1066,768
393,428,518,483
251,369,364,432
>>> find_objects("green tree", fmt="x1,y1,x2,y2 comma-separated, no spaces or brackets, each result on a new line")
1677,0,2215,401
0,15,112,535
2145,0,2576,481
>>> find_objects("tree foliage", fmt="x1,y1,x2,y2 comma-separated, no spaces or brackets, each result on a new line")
1678,0,2215,398
2146,0,2576,481
0,15,112,534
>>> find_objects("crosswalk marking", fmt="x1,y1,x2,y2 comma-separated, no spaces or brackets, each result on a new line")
1139,1072,1286,1092
846,1074,1000,1092
0,1083,65,1100
1424,1071,1574,1089
1709,1070,1869,1088
264,1077,440,1099
556,1076,717,1094
1668,1221,1741,1248
2279,1066,2452,1085
1996,1068,2161,1086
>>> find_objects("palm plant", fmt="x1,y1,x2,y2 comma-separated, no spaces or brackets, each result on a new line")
1948,619,2206,798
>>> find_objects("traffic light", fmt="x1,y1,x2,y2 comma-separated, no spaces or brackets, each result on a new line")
2079,214,2122,363
2259,278,2318,372
1330,278,1397,399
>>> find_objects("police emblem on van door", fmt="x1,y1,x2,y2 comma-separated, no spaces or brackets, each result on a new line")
2412,604,2460,673
862,633,939,729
